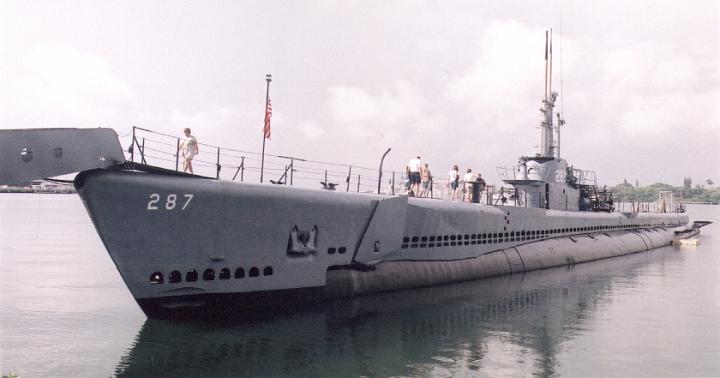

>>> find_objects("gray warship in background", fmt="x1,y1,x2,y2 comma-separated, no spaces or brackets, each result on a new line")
0,34,708,320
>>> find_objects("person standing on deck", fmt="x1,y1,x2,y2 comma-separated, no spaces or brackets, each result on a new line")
180,128,199,174
476,173,486,204
420,163,432,198
448,165,460,200
408,155,422,196
463,168,475,202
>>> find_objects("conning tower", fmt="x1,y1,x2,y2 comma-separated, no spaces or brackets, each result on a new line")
498,30,612,212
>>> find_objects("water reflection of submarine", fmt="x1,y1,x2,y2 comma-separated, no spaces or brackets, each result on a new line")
115,247,674,377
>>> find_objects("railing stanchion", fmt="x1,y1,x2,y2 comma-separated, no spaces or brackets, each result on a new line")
141,137,147,164
175,138,180,171
346,166,352,191
392,172,396,195
131,126,136,163
290,158,294,186
232,158,245,181
216,147,221,179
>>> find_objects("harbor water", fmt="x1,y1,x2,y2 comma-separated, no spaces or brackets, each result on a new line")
1,194,718,377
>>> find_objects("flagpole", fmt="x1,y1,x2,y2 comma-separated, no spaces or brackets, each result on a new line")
260,73,272,183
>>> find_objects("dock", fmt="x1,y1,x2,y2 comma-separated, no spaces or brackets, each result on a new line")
673,238,700,246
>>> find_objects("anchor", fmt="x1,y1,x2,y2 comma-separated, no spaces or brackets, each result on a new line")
287,225,318,255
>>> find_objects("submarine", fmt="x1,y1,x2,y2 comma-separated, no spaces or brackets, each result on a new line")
0,33,707,320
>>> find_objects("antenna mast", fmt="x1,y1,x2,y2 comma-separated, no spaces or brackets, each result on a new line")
555,27,565,159
548,29,553,99
556,112,565,158
539,29,557,158
544,30,549,98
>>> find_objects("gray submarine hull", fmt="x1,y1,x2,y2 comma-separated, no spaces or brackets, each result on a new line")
74,167,690,319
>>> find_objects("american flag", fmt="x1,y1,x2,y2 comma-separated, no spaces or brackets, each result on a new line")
263,98,272,139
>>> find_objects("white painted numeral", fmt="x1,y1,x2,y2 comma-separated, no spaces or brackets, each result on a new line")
165,194,177,210
147,193,194,211
147,193,160,210
182,194,194,210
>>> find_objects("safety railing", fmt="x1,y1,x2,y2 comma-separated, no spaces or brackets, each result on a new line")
126,126,414,195
572,169,597,186
122,127,518,205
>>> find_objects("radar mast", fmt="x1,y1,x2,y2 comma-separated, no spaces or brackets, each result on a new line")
540,29,558,158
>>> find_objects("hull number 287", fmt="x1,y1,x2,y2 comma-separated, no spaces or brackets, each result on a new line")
147,193,194,210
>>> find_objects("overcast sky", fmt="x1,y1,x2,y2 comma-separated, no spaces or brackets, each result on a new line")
1,0,718,186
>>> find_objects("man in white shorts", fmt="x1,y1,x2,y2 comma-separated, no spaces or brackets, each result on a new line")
180,128,199,174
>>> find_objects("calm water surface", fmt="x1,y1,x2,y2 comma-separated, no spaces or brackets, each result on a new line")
1,194,718,377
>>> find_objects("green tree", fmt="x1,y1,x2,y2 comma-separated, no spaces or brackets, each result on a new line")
608,180,720,204
683,177,693,191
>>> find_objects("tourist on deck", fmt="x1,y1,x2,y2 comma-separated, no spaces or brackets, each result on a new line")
448,165,460,200
420,163,432,198
180,128,199,174
408,155,422,196
476,173,486,203
463,169,475,202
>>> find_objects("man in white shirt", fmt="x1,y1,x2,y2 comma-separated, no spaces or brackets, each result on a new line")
463,168,475,202
180,128,199,174
408,155,422,196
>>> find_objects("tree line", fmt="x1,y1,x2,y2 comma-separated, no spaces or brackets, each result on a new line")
608,177,719,204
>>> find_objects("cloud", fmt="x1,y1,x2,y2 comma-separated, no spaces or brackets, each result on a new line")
589,43,718,137
317,17,717,185
327,86,382,124
165,104,265,150
170,105,239,131
326,81,427,143
317,21,564,176
297,120,325,140
327,81,424,126
651,55,703,92
446,20,546,117
2,45,137,126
